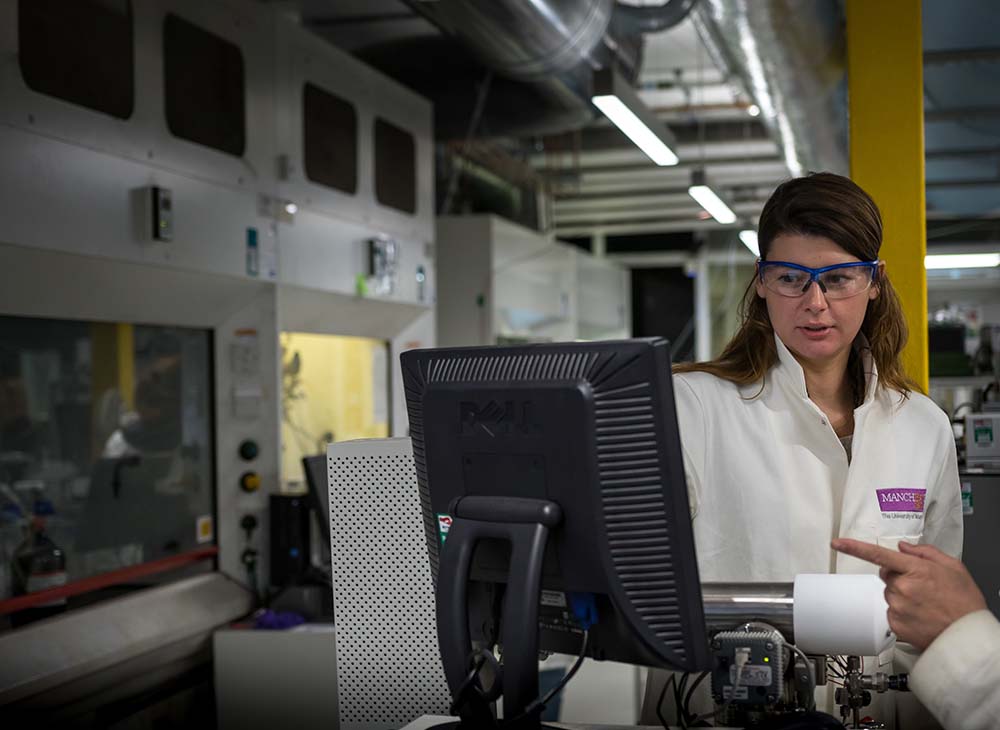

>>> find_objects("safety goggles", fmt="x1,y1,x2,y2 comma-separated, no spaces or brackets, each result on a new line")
757,259,880,299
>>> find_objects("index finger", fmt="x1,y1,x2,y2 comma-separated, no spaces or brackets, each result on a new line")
831,538,918,574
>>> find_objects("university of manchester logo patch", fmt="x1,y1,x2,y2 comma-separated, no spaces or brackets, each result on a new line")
875,488,927,513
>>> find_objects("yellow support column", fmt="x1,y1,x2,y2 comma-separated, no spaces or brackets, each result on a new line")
116,323,135,409
847,0,928,391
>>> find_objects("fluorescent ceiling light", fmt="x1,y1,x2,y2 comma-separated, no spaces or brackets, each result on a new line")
592,96,679,166
688,169,736,224
592,68,679,167
739,229,760,256
689,185,736,224
925,253,1000,269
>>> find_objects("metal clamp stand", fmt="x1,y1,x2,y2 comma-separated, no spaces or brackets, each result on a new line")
432,496,563,730
836,655,909,728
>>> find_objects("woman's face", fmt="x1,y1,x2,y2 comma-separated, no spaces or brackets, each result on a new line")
756,234,880,369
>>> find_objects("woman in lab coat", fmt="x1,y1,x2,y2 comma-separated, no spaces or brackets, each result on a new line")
644,172,963,728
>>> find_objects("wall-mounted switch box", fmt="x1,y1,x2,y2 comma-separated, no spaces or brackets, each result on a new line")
150,186,173,241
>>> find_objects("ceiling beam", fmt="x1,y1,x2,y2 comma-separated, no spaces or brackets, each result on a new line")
555,201,765,227
926,146,1000,159
304,12,416,27
925,105,1000,122
926,177,1000,188
555,219,741,237
553,177,785,202
555,191,769,214
551,163,791,196
924,47,1000,65
539,154,783,178
541,120,770,154
532,138,781,169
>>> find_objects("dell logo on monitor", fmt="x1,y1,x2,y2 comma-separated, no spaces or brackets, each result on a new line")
460,400,540,436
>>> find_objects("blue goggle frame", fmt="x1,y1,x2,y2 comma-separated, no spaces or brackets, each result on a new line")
757,259,880,294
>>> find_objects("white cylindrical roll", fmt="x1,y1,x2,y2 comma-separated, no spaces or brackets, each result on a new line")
793,573,895,656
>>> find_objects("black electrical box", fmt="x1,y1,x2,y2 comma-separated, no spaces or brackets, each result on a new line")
270,494,310,587
151,185,173,241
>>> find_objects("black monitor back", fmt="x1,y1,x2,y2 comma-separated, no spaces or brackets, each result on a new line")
302,454,332,564
401,338,709,673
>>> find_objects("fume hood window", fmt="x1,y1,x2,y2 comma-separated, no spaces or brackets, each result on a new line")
163,14,246,157
279,332,389,491
18,0,134,120
374,118,416,214
0,316,214,619
303,83,358,194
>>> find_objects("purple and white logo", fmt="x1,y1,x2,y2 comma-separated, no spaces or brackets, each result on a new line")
876,488,926,513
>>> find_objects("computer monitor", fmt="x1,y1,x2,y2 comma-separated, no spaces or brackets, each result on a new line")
401,338,709,727
302,454,332,566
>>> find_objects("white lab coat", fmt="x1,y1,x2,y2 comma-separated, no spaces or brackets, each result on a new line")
677,334,963,579
909,609,1000,730
643,334,963,728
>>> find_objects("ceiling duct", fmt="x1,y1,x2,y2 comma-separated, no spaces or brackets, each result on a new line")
406,0,615,81
388,0,695,139
691,0,849,177
611,0,700,35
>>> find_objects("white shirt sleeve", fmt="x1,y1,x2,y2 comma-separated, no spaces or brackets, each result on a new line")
672,374,707,519
909,610,1000,730
922,411,964,559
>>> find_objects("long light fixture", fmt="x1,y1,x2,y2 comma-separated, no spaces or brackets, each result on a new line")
925,253,1000,269
592,68,679,166
688,169,736,224
739,229,760,256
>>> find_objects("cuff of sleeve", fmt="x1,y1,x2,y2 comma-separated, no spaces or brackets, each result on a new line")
910,610,1000,709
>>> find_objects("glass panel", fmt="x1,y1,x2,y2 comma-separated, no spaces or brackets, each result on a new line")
163,13,246,157
576,256,628,341
303,83,358,194
374,118,416,214
0,316,214,609
494,245,576,343
18,0,134,119
279,333,389,492
709,260,756,358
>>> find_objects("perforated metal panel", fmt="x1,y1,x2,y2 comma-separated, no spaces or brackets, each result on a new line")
327,438,451,730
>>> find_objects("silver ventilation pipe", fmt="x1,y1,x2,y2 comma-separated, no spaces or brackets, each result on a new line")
407,0,615,81
691,0,849,177
702,582,796,639
400,0,698,136
612,0,700,35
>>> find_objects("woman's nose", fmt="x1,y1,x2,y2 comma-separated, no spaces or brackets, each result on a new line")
801,279,829,310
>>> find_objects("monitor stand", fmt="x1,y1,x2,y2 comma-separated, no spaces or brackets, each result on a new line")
432,496,565,730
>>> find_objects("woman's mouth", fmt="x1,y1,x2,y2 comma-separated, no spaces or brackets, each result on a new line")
799,324,834,338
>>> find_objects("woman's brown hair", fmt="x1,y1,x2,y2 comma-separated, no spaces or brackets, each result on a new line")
674,172,920,402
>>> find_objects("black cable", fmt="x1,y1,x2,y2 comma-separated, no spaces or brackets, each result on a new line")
655,672,678,730
483,584,505,649
675,673,690,726
449,654,489,716
504,630,589,726
681,671,711,728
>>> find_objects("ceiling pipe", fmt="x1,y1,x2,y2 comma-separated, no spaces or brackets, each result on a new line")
405,0,614,81
397,0,700,138
690,0,849,177
611,0,700,36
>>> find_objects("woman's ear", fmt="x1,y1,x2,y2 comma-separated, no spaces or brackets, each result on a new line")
754,262,766,299
869,261,885,300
